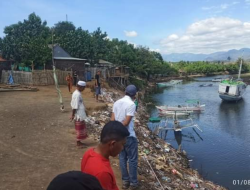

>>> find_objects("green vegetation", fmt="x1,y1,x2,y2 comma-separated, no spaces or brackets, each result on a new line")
173,60,250,75
0,13,175,81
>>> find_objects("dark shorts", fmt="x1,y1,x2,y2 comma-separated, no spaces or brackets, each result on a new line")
95,86,101,95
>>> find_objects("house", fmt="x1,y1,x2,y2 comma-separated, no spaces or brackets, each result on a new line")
98,59,114,67
53,45,87,80
89,59,114,80
107,65,130,90
179,69,186,77
0,55,12,82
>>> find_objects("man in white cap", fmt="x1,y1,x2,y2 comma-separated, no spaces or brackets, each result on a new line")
70,81,88,147
111,85,139,189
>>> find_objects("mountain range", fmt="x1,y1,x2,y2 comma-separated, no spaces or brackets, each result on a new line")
163,48,250,62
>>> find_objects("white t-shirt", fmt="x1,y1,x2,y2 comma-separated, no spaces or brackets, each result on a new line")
112,95,136,138
71,90,87,121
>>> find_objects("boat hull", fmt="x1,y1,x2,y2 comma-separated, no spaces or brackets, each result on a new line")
219,94,242,101
156,105,205,112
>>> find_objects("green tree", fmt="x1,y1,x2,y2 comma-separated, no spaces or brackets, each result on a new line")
2,13,51,66
89,27,108,63
0,37,2,53
54,21,75,37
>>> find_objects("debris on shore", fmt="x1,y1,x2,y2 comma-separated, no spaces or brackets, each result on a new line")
85,88,226,190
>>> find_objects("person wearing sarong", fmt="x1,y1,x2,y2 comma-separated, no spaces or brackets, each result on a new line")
70,81,88,147
66,73,73,93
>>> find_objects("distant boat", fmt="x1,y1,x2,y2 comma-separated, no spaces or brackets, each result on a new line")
157,80,182,87
212,78,223,82
218,57,247,101
199,84,213,87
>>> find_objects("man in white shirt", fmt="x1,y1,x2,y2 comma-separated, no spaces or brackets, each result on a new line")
71,81,88,147
111,85,138,189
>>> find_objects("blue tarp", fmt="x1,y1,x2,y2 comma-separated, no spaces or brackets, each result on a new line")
8,73,14,84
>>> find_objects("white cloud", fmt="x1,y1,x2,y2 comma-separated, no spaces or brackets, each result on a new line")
150,48,161,52
104,36,111,40
202,2,239,13
168,34,179,40
159,17,250,54
124,30,138,37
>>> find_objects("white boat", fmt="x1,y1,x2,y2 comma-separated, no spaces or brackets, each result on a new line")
156,99,205,112
157,80,182,87
218,79,247,101
212,78,223,82
218,58,247,101
159,110,193,116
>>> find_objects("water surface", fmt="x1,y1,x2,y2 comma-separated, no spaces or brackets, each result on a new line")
148,77,250,190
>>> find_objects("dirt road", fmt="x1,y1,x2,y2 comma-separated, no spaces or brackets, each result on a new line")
0,85,122,190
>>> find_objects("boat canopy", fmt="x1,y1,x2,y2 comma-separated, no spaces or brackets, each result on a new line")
185,99,200,104
221,79,245,85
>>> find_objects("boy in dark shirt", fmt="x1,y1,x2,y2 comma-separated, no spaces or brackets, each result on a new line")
95,70,101,102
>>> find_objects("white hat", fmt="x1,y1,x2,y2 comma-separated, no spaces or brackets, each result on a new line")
77,81,86,87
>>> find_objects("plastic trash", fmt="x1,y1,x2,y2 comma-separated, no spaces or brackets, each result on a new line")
162,176,171,183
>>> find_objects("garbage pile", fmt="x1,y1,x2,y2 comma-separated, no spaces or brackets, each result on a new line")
85,89,226,190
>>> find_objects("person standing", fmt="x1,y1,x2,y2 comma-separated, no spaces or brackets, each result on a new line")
70,81,88,147
73,70,78,86
81,121,129,190
95,70,101,102
111,85,139,189
66,73,73,93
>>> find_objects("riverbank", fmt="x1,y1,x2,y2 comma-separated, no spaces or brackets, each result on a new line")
151,72,250,84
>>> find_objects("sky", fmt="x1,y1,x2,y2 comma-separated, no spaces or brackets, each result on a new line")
0,0,250,55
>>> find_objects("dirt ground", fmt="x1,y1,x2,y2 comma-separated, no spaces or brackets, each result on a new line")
0,85,123,190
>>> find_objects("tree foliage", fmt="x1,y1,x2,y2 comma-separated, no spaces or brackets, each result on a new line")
0,37,3,53
2,13,51,66
173,60,250,74
1,13,176,79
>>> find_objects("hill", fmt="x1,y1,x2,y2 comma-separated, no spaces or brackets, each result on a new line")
163,48,250,62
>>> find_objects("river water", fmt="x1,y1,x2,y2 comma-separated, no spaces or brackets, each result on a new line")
148,76,250,190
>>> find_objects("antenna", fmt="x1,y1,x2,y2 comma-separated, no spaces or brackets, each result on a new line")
238,50,244,80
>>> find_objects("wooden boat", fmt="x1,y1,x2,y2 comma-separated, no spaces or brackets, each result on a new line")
219,79,247,101
156,99,205,112
159,110,193,116
199,84,213,87
218,57,247,101
212,78,223,82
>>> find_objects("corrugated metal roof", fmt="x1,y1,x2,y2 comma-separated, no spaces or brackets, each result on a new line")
99,59,113,65
53,57,86,61
53,45,71,58
52,45,86,61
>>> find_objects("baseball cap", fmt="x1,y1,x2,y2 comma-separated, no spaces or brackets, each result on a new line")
47,171,103,190
125,85,137,96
